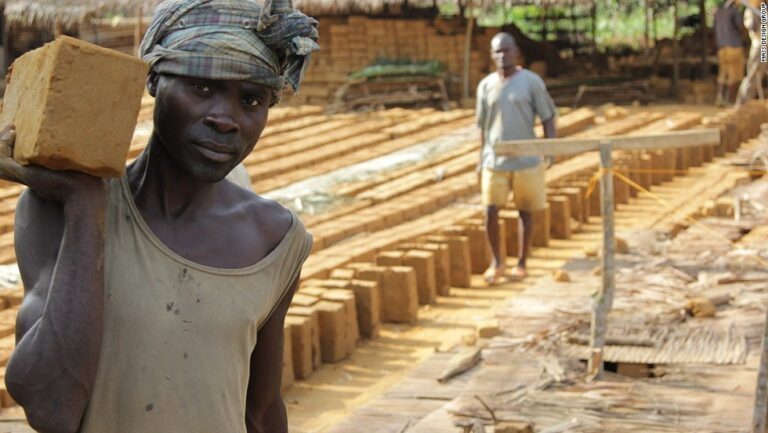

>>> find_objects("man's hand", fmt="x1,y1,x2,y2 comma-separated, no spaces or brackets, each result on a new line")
0,125,106,206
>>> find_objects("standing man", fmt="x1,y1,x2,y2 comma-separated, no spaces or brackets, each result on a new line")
476,32,557,284
715,0,747,106
0,0,318,432
736,0,767,105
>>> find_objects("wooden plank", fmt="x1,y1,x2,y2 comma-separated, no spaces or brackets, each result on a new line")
496,129,721,157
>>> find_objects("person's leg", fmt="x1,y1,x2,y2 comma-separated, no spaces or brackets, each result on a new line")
485,205,502,268
481,168,509,282
716,48,727,106
517,210,534,269
510,163,547,279
728,82,741,104
728,47,746,105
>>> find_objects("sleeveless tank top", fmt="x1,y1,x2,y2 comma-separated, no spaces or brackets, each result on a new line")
80,177,312,433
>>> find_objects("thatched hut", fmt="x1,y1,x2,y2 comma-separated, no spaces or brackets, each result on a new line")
2,0,158,68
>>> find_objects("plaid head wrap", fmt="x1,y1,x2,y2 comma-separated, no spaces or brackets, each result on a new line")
139,0,319,104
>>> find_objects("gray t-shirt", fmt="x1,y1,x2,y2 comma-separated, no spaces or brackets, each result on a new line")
714,5,744,48
476,69,556,172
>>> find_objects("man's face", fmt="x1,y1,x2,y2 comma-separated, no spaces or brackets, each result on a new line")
490,37,517,71
151,74,271,183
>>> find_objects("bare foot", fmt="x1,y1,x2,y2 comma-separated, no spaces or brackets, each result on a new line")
509,266,528,281
483,265,507,285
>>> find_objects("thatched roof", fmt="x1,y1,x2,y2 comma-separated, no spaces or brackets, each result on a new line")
292,0,440,15
292,0,596,16
4,0,597,32
4,0,157,30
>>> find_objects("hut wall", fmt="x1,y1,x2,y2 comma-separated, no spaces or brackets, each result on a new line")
294,16,502,105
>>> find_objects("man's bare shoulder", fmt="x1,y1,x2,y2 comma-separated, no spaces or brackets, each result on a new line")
221,181,294,248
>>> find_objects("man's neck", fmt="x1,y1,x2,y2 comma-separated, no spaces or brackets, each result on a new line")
127,134,219,219
498,65,519,79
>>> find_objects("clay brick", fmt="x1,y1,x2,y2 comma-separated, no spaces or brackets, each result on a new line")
690,145,703,167
298,287,326,298
347,279,381,339
0,36,147,177
676,147,691,172
476,319,501,338
285,315,314,380
329,268,356,280
376,250,405,267
322,289,359,354
418,243,452,296
557,187,585,224
380,266,419,324
0,286,22,308
462,222,491,274
0,308,17,340
281,322,295,394
569,181,594,217
547,196,571,239
0,335,15,366
425,235,471,288
403,249,437,305
287,307,322,369
649,151,664,186
291,293,319,307
612,168,630,205
314,301,348,363
303,279,350,290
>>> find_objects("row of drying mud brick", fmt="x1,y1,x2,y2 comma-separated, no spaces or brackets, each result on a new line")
278,102,767,392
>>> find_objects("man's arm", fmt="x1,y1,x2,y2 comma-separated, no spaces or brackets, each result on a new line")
245,276,299,433
542,116,557,139
0,127,106,433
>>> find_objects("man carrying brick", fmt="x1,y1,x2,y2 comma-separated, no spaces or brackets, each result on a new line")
476,33,557,284
0,0,317,432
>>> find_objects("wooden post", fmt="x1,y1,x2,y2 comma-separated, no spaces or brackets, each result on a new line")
752,306,768,432
644,0,651,51
591,0,597,56
462,0,474,102
2,10,10,73
671,0,680,98
134,5,144,56
699,0,707,79
588,141,616,378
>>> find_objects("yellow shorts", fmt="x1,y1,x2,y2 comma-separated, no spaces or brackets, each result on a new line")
481,165,547,211
717,46,745,85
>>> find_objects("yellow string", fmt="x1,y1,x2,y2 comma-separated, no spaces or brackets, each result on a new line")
621,167,767,176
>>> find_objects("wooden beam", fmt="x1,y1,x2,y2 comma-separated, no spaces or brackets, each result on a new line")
496,129,720,157
588,142,615,379
462,0,474,102
752,306,768,432
671,0,680,98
